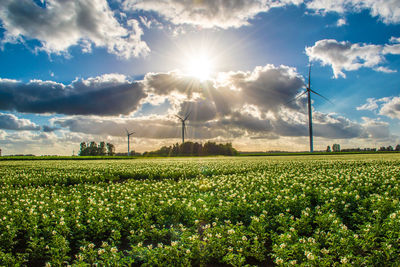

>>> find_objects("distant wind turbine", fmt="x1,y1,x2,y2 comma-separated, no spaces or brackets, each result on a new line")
125,128,135,156
176,112,191,144
287,64,332,153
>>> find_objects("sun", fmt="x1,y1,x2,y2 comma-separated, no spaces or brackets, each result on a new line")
184,54,214,81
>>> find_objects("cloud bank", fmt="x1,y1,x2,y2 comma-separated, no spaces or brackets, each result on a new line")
1,64,379,142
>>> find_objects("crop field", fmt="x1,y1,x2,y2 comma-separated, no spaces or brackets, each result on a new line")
1,154,400,266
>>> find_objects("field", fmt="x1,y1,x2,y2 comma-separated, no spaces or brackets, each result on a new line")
1,154,399,266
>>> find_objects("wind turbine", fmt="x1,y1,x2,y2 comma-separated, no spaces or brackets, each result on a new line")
125,128,135,156
176,112,191,144
287,64,332,153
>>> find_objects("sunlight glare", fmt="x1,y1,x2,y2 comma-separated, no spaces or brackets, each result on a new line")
185,54,213,81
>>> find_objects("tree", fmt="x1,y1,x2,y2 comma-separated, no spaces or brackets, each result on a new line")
88,141,98,156
326,146,331,152
395,144,400,151
387,145,394,151
332,144,340,152
79,142,87,156
98,142,107,156
106,143,115,156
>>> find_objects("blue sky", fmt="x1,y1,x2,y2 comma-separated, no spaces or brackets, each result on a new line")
0,0,399,155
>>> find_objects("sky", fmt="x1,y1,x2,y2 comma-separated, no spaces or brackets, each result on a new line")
0,0,400,155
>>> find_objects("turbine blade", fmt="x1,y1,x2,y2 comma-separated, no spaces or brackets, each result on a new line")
285,90,307,105
184,111,191,121
310,89,333,104
175,115,183,121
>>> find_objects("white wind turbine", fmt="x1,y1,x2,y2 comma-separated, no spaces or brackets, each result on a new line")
175,111,191,144
125,128,135,156
287,64,332,152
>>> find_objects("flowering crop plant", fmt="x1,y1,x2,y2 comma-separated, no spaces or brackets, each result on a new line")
0,154,399,266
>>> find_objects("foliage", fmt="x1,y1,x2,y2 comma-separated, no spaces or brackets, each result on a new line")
0,154,400,265
79,142,115,156
144,141,238,156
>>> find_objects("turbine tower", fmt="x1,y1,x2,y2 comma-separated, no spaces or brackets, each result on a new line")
125,128,135,156
176,112,191,144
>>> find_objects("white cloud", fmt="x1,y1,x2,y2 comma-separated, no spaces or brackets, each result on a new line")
123,0,302,29
383,36,400,55
336,17,347,26
357,96,400,120
306,38,400,78
379,96,400,119
0,0,149,58
307,0,400,24
357,98,380,111
361,117,390,139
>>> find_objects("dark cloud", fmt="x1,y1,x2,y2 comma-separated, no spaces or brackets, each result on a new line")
220,112,273,133
144,71,207,97
230,65,305,112
0,113,40,131
0,75,146,116
42,125,58,132
179,100,217,122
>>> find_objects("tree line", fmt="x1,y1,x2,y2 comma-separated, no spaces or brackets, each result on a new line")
143,141,238,156
326,144,400,152
79,142,115,156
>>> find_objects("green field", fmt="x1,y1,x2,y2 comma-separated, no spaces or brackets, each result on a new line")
1,154,399,266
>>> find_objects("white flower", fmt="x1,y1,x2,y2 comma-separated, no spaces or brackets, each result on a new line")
321,248,329,254
305,251,314,260
276,257,283,265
